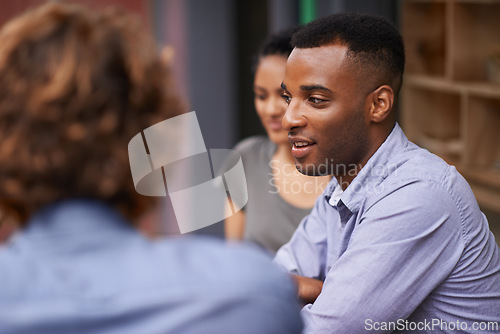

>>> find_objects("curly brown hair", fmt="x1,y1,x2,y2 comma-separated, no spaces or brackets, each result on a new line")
0,2,185,225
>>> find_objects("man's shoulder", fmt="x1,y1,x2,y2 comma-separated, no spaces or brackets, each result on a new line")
383,140,466,191
371,141,480,221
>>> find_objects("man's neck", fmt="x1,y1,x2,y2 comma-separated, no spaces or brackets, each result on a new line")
334,124,395,191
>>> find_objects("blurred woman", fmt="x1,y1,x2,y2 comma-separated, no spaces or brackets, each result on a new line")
225,29,330,253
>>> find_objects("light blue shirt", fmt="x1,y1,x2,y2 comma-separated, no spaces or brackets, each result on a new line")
0,200,303,334
274,124,500,334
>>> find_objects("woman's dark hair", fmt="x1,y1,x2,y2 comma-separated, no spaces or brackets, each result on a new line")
252,27,298,72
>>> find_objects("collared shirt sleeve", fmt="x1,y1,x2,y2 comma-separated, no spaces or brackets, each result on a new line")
300,179,465,334
274,193,330,280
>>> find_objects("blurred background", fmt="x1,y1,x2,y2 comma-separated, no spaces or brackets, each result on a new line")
0,0,498,241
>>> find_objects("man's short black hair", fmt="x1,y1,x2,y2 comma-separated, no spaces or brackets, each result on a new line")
292,13,405,94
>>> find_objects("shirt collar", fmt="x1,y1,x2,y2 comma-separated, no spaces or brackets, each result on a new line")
328,182,344,207
324,123,409,214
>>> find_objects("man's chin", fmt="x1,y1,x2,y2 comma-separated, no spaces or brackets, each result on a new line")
295,162,331,176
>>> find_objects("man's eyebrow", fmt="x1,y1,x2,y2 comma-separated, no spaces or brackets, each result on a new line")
300,85,332,93
280,83,333,94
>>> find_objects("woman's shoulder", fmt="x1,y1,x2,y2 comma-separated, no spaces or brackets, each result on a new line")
233,135,272,154
232,136,276,162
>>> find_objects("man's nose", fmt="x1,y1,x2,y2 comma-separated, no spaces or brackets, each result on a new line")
282,99,306,131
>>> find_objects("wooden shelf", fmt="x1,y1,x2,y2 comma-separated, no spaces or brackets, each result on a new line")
459,167,500,190
464,96,500,168
405,75,500,99
405,75,461,92
456,1,500,4
401,83,461,140
452,1,500,81
401,0,500,214
402,1,446,77
467,83,500,99
469,183,500,212
418,135,463,160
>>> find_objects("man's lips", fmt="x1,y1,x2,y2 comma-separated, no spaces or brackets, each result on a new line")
289,136,316,159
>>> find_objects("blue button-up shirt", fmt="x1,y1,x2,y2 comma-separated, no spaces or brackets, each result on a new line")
274,124,500,333
0,200,303,334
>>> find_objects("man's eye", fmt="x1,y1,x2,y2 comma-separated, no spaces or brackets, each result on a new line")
309,97,326,105
281,94,291,104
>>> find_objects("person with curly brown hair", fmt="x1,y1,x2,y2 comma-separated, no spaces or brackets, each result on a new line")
0,2,303,333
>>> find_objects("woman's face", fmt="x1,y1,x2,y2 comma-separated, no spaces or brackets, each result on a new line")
254,55,289,145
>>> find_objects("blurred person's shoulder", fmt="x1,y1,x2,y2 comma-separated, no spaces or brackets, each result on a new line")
0,239,36,296
152,235,293,292
150,236,304,332
0,231,303,333
233,136,274,158
232,136,275,169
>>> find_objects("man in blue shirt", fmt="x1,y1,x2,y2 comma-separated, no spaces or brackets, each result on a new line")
0,3,302,334
276,13,500,333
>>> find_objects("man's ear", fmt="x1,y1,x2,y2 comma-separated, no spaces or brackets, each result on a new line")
368,85,393,123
